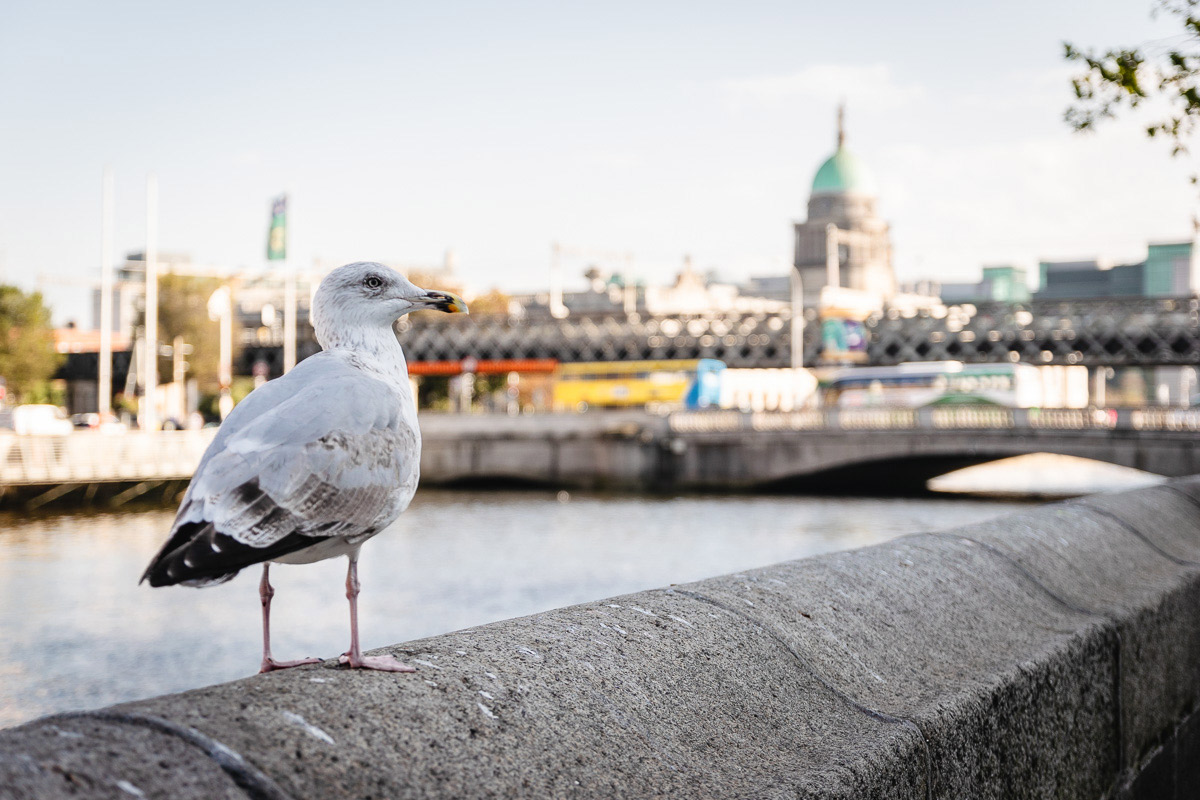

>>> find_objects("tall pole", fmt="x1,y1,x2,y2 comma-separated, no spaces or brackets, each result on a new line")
98,167,114,417
1191,214,1200,294
283,262,297,372
550,241,567,318
790,268,805,369
208,286,234,420
220,294,232,420
825,223,840,290
143,172,159,432
172,335,187,422
267,194,294,371
623,252,636,314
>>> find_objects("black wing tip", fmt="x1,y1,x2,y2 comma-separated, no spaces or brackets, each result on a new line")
141,520,235,588
142,521,321,588
139,552,188,587
140,562,174,587
141,551,241,588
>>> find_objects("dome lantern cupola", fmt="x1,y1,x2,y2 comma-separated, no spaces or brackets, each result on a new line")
810,105,878,197
792,104,895,305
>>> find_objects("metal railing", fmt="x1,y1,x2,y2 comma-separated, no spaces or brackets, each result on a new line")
668,407,1198,435
0,430,216,487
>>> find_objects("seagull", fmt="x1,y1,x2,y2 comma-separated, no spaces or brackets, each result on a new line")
141,262,467,673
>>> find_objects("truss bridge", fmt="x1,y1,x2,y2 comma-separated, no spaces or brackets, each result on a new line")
388,295,1200,369
869,296,1200,367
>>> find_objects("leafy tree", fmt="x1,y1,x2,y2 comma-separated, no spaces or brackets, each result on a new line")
1065,1,1200,180
135,273,234,396
0,286,62,402
466,288,513,316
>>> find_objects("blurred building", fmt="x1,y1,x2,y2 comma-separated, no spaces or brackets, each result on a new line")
52,325,133,413
1035,242,1193,300
513,257,787,318
929,266,1032,304
739,275,791,303
90,251,461,379
907,241,1195,305
793,108,895,304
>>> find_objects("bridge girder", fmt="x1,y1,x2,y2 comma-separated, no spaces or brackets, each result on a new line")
234,296,1200,375
869,296,1200,367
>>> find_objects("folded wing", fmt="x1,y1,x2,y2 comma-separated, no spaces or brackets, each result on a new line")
142,353,419,587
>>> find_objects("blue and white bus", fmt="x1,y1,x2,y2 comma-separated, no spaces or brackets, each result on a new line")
822,362,1043,408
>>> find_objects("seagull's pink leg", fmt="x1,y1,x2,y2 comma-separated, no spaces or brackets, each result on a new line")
338,556,415,672
258,563,321,673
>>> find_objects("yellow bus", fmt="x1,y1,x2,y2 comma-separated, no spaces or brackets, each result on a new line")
552,359,724,411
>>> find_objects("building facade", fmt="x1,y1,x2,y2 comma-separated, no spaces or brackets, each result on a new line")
1036,242,1194,300
793,110,895,304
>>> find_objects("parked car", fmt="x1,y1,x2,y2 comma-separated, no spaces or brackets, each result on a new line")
71,412,99,429
12,405,74,435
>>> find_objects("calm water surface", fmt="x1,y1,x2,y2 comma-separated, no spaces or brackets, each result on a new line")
0,489,1034,727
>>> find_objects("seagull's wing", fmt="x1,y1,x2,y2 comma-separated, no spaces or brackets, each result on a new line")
141,353,419,587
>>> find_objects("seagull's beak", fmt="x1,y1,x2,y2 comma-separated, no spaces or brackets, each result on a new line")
415,290,469,314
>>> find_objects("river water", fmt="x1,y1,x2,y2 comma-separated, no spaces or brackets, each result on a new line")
1,449,1169,730
0,488,1044,728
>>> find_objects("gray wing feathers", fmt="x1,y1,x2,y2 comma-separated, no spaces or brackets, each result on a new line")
172,353,419,549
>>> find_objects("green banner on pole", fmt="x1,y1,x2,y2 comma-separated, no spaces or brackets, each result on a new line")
267,194,287,261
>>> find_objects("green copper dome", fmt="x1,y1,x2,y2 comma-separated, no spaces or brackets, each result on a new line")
812,146,877,196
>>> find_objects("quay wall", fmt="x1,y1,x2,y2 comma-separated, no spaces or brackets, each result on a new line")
5,478,1200,797
4,410,1200,505
419,410,1200,491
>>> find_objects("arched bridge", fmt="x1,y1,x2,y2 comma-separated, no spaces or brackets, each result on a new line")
419,407,1200,493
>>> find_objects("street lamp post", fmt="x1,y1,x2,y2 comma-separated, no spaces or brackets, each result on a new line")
208,286,234,420
143,172,159,432
825,223,841,289
99,168,114,418
790,268,805,369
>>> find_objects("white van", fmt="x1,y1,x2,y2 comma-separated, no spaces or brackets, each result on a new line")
12,405,74,436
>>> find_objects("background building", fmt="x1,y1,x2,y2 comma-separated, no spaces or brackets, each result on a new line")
793,109,895,304
933,265,1031,304
1036,241,1194,300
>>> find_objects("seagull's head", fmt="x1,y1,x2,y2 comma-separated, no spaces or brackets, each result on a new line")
312,262,468,345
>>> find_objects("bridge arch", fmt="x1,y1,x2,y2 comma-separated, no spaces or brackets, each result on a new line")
668,427,1190,494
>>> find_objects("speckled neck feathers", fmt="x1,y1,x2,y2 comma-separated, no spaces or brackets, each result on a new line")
311,285,409,384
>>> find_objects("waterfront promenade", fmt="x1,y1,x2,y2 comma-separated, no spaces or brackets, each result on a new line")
3,476,1199,798
2,407,1200,505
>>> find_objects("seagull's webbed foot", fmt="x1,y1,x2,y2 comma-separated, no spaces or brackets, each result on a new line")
259,656,322,674
338,652,417,672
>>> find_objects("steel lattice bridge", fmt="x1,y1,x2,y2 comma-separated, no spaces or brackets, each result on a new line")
387,295,1200,369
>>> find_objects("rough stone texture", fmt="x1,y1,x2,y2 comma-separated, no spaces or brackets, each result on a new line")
681,535,1118,799
933,483,1200,774
5,479,1200,798
122,592,926,799
1115,703,1200,799
0,714,247,799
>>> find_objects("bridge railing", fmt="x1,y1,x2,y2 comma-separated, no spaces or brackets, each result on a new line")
1130,407,1200,431
0,429,217,487
669,406,1200,434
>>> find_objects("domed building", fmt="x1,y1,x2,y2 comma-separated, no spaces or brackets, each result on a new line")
793,108,895,303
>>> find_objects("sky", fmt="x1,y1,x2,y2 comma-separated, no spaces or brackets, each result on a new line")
0,0,1195,324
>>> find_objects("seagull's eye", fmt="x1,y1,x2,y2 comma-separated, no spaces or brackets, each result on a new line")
363,275,384,290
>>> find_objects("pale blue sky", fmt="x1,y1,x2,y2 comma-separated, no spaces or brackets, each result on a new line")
0,1,1190,322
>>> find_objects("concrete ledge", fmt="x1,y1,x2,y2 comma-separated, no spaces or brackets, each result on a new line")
5,479,1200,798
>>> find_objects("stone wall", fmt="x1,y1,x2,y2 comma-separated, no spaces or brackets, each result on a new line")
4,478,1200,798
